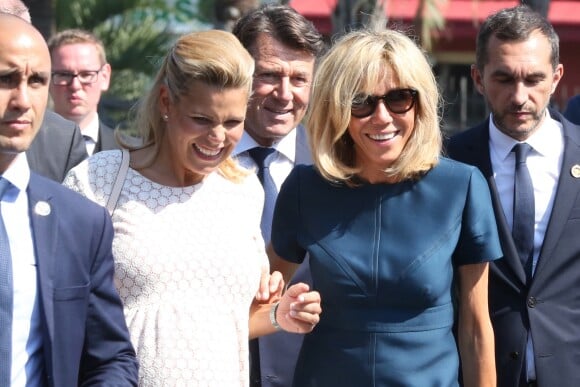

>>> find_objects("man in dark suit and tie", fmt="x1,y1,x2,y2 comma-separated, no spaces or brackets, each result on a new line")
231,5,324,387
0,13,137,386
446,5,580,387
48,28,119,155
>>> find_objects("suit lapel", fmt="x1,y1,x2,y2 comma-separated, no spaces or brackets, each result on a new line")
465,122,528,284
294,124,313,165
27,175,57,339
96,122,118,153
534,113,580,278
93,137,102,154
94,123,105,153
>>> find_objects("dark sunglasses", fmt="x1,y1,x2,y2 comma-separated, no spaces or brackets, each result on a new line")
351,88,418,118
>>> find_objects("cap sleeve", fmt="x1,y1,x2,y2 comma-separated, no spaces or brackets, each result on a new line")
453,167,503,266
271,166,307,263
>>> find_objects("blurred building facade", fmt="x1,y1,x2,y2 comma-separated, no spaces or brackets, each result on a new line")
289,0,580,132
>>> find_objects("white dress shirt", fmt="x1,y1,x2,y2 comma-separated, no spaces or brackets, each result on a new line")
232,129,297,192
2,153,44,386
488,111,564,381
81,114,100,156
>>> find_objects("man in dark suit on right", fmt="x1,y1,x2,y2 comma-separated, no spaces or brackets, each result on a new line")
447,5,580,387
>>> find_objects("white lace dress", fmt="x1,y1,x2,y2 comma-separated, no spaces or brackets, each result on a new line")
63,150,268,386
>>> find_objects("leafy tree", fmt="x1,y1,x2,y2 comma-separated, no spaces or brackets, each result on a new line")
54,0,211,126
46,0,288,126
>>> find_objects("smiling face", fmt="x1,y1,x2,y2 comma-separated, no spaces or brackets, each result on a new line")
159,80,248,185
244,33,315,146
347,67,416,183
0,15,51,172
472,30,563,141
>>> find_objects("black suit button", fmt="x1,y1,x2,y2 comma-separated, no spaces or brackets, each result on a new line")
510,351,520,359
527,297,537,308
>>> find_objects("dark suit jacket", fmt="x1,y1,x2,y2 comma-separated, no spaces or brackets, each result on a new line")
28,173,138,386
563,95,580,125
94,121,119,154
446,111,580,387
26,111,88,183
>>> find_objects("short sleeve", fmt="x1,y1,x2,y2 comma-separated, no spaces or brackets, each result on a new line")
62,150,122,208
271,166,307,264
62,157,98,203
453,167,503,266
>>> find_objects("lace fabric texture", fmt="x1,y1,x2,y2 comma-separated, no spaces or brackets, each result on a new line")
64,150,267,386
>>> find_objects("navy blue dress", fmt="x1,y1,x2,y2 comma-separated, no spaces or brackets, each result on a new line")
271,158,502,387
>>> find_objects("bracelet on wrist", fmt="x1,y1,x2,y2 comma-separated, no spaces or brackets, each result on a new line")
269,302,282,331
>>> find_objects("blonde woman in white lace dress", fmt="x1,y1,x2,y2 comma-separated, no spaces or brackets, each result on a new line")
63,30,321,387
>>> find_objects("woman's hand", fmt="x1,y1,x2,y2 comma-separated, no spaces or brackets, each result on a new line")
276,282,321,333
255,268,284,303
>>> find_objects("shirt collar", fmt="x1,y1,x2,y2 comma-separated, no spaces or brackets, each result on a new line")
489,110,563,161
233,129,297,163
2,152,30,197
81,113,100,142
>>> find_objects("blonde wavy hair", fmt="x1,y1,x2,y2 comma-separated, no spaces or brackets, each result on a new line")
307,28,442,185
120,30,255,182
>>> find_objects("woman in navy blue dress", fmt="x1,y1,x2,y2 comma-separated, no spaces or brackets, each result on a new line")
269,29,502,387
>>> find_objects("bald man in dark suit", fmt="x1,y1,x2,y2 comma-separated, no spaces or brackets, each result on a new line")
0,13,137,386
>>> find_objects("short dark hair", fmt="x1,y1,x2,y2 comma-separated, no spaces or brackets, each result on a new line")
232,4,324,58
475,5,559,71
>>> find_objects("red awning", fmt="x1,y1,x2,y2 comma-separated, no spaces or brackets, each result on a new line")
289,0,580,35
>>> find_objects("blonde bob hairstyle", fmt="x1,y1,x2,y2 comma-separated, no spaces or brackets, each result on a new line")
307,29,441,185
120,29,255,182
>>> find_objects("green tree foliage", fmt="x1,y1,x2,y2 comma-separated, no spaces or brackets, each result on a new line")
54,0,212,125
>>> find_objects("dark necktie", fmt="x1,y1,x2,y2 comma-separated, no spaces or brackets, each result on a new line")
0,178,13,385
247,147,277,386
248,147,277,243
512,143,535,280
83,135,96,155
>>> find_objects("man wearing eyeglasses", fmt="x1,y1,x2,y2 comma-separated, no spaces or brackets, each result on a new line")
48,29,118,155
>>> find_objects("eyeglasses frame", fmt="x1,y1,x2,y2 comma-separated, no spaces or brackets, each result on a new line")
51,64,106,86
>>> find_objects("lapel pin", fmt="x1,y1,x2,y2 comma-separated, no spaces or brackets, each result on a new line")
571,164,580,178
34,201,51,216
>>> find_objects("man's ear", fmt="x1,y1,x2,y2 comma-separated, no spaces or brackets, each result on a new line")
471,64,485,95
550,63,564,95
99,63,112,92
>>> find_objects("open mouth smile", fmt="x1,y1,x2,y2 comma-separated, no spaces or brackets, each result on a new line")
368,132,397,141
194,144,223,157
